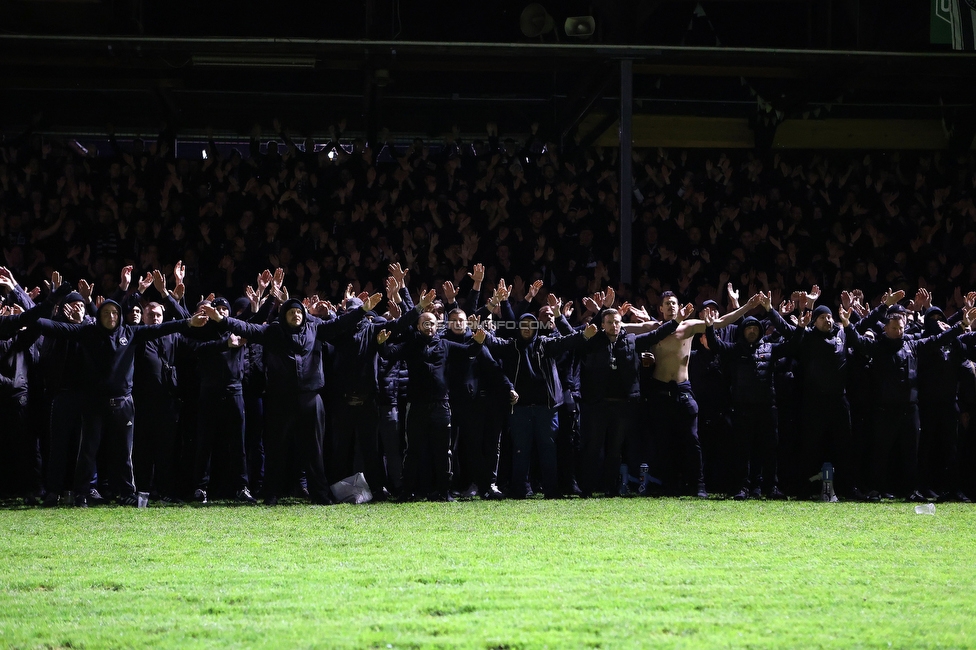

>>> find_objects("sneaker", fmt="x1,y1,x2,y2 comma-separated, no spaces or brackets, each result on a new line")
23,494,40,507
907,491,928,503
483,485,505,500
235,488,257,505
461,483,479,498
849,487,870,502
865,490,881,503
264,495,279,506
193,489,208,504
74,495,88,508
731,489,749,501
766,488,788,501
88,488,106,505
42,493,60,508
938,490,972,503
159,496,184,506
696,490,710,499
310,490,335,505
118,494,139,507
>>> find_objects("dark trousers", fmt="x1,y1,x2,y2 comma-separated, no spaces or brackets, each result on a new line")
555,400,581,494
79,396,136,497
0,392,39,497
510,404,559,498
45,390,86,496
133,391,180,498
330,400,383,490
453,396,504,492
870,402,920,496
244,392,265,494
731,403,779,494
918,399,961,494
651,380,705,495
377,403,403,492
800,394,853,494
579,399,637,496
402,401,453,497
194,392,248,493
263,391,331,502
698,408,733,495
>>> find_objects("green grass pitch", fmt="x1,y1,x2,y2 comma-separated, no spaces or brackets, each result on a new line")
2,499,975,649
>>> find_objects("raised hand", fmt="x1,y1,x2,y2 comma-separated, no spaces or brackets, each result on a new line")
807,284,821,304
417,289,437,310
201,304,223,321
702,310,715,327
78,279,93,301
173,260,186,285
189,310,209,327
526,279,544,302
172,283,185,301
778,300,795,316
495,279,510,302
798,310,812,328
120,265,134,290
467,263,485,287
137,273,153,294
362,292,383,312
582,323,599,339
387,299,402,320
272,267,285,289
677,303,696,322
837,305,851,327
387,262,408,286
630,304,651,322
376,329,391,345
562,300,574,319
442,281,458,303
965,307,976,329
727,283,740,308
840,291,853,311
604,286,616,308
883,287,906,307
472,328,487,344
152,269,168,295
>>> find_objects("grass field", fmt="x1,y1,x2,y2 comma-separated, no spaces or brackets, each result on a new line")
2,498,975,649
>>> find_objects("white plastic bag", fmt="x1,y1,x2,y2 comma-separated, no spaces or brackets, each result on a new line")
330,472,373,504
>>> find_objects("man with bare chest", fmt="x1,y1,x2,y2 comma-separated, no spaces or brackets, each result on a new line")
650,291,761,497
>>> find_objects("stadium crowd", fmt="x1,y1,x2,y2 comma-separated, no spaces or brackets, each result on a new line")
2,120,976,506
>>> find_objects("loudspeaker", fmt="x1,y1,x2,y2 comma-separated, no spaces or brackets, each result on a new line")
564,16,596,39
520,4,555,37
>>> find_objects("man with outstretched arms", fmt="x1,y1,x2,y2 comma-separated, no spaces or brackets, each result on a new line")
649,290,762,497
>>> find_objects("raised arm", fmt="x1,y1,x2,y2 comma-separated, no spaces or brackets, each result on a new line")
634,319,680,351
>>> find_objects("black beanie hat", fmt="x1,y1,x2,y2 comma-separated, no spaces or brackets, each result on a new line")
812,305,832,321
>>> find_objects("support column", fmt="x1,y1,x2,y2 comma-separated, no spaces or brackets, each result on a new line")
619,59,633,286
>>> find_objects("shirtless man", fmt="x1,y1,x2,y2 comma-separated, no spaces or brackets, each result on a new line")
650,290,762,497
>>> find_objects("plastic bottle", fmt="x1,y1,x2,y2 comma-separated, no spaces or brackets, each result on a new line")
638,464,649,495
914,503,936,515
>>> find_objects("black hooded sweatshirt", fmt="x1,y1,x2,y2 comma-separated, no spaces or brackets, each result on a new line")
218,299,366,395
36,299,191,398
